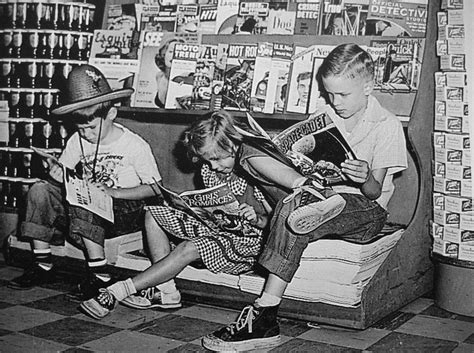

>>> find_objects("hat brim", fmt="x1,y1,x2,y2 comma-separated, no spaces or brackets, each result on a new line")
51,88,134,116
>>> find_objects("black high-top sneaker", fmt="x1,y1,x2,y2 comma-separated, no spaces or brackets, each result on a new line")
202,304,281,352
285,177,346,235
67,273,116,302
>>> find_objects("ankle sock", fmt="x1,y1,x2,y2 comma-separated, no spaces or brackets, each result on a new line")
88,258,111,282
108,278,137,302
255,292,281,308
157,279,178,294
33,249,53,270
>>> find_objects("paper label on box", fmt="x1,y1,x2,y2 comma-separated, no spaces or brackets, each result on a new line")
459,244,474,261
445,133,470,149
447,9,464,25
446,72,467,87
447,38,465,55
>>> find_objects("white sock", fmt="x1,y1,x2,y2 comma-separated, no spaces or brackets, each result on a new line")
157,279,178,294
255,292,281,308
107,278,137,301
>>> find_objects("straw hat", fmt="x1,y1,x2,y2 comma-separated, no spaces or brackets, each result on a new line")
52,64,134,115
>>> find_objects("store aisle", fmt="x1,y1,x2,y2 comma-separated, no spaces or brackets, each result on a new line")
0,256,473,352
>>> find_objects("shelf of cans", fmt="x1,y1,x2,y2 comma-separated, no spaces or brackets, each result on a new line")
431,1,473,263
0,0,97,211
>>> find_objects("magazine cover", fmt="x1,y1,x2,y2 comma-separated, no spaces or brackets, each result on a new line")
320,0,368,35
221,43,258,111
140,4,177,32
267,2,295,35
264,42,294,114
157,183,259,236
307,44,335,113
199,4,218,34
250,42,273,113
133,31,200,108
235,0,289,34
106,3,139,31
215,0,239,34
271,108,356,184
210,43,229,111
88,29,140,106
365,0,428,37
189,44,218,110
175,4,200,33
291,0,322,35
165,43,200,109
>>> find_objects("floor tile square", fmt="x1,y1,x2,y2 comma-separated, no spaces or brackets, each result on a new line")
133,314,223,342
0,305,65,331
269,338,359,352
367,331,459,352
298,326,390,350
81,329,185,352
0,328,12,336
465,333,474,344
24,293,81,316
21,317,120,346
0,300,12,309
0,266,24,281
168,342,210,352
0,332,71,352
175,304,239,324
453,343,474,353
400,297,434,314
76,304,170,329
0,285,63,304
421,305,474,323
396,315,474,342
278,317,311,337
371,310,416,330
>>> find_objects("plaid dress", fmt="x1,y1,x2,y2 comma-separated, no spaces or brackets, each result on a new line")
147,165,268,274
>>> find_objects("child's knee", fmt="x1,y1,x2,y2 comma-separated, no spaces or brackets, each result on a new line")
28,181,55,204
176,241,200,261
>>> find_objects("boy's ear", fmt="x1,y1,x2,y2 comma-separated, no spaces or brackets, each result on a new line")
363,80,374,96
106,106,118,121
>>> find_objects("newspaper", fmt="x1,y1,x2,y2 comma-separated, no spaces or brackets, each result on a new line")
156,183,259,237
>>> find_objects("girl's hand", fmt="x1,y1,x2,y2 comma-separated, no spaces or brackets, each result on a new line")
340,159,371,184
239,203,258,225
48,163,63,183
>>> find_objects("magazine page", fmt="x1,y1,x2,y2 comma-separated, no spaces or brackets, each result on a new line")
63,167,114,223
199,4,218,34
272,107,356,184
320,0,368,35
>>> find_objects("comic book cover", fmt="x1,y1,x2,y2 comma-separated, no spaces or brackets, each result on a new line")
132,31,200,108
250,42,274,113
199,4,218,34
235,0,289,34
320,0,368,35
89,29,140,106
365,0,428,37
266,1,295,35
140,5,176,32
290,0,323,35
175,4,200,33
165,43,201,109
188,44,218,110
215,0,239,34
264,42,293,114
157,183,260,237
271,107,356,184
221,43,258,111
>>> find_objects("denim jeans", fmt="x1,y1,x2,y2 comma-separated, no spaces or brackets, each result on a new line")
258,191,388,283
21,180,145,249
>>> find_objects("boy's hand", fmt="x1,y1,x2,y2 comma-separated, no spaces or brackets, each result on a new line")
239,203,258,225
340,159,370,184
92,183,118,198
48,163,63,183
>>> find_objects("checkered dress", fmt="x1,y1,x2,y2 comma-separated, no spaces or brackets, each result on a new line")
147,165,267,274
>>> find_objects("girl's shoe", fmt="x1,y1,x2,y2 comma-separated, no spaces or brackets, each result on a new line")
121,287,182,309
80,288,117,320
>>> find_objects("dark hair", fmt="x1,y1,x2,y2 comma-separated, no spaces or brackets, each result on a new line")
318,43,374,82
183,110,244,162
70,101,113,124
240,17,257,32
154,38,185,72
297,71,312,83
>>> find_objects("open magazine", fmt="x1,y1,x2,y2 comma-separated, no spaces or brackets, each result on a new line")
155,183,260,237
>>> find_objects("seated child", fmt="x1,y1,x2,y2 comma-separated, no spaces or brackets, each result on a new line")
202,43,407,351
9,65,162,301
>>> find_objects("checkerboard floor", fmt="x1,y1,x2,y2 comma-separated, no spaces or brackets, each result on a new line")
1,257,473,352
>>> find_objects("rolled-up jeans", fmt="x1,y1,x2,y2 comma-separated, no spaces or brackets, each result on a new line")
258,191,388,283
20,180,145,249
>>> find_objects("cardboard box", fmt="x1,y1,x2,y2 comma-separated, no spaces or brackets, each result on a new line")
431,221,445,239
433,238,458,258
445,164,471,180
447,38,465,55
433,209,460,228
440,54,465,71
446,72,467,87
447,9,464,25
433,192,446,210
445,195,472,213
433,131,446,148
435,72,447,87
459,244,474,261
444,133,469,150
434,147,462,164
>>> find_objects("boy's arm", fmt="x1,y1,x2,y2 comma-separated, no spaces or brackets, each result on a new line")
99,181,162,200
341,159,387,200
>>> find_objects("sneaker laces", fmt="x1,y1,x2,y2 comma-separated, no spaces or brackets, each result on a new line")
139,287,156,301
228,305,257,335
96,288,116,307
283,183,326,204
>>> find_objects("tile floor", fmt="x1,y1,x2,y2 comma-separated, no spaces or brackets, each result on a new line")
0,257,473,352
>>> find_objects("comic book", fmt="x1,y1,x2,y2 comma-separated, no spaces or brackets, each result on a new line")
132,31,200,108
290,0,323,35
264,42,294,114
250,42,274,113
221,43,258,111
189,44,218,110
215,0,239,34
165,43,200,109
365,0,428,37
156,183,260,237
175,4,200,33
88,29,140,106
